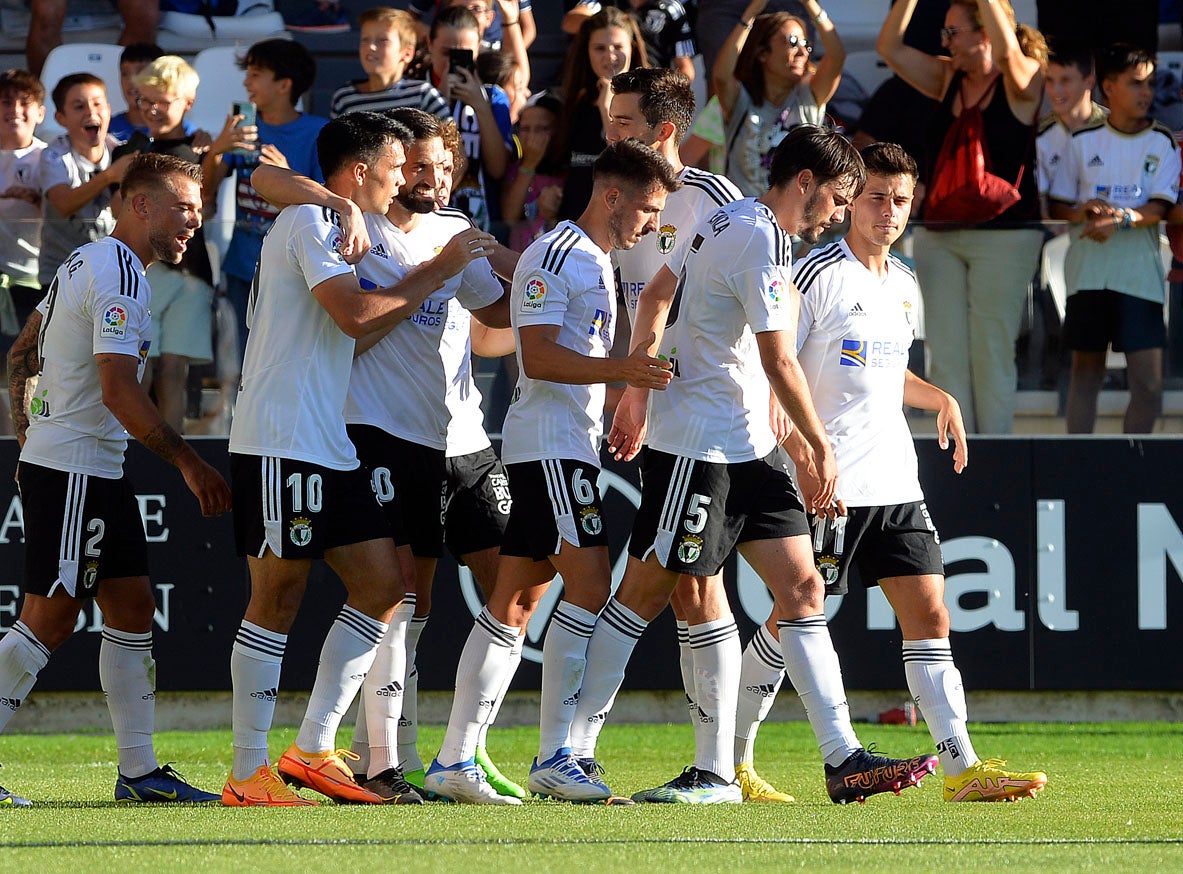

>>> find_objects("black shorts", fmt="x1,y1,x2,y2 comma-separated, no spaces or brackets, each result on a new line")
19,462,149,599
811,501,945,596
444,447,511,561
1063,289,1166,353
629,448,809,576
501,459,609,560
348,425,447,557
231,453,390,559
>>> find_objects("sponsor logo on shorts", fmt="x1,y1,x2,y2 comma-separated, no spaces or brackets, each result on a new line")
521,276,547,312
579,506,602,536
677,534,703,564
657,223,676,254
816,554,840,586
289,516,312,547
100,305,128,339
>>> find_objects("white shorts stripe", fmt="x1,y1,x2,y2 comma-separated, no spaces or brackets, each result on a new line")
51,472,88,598
542,458,572,519
262,456,282,558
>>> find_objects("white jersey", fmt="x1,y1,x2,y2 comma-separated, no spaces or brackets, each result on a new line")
345,208,502,449
647,198,794,463
443,300,493,458
503,220,615,467
0,137,46,286
1035,106,1106,197
616,165,742,327
229,203,359,469
793,240,924,507
21,237,150,478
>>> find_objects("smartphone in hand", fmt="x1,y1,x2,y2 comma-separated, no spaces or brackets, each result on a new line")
448,48,475,77
230,101,257,157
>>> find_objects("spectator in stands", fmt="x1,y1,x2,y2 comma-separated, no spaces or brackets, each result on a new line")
203,39,330,359
1048,44,1180,434
38,74,131,293
424,5,515,231
878,0,1047,434
502,92,564,252
331,8,450,120
0,70,48,371
27,0,159,77
714,0,844,197
679,94,727,174
409,0,536,52
112,56,213,433
695,0,809,93
562,0,699,83
1036,41,1105,214
554,6,648,221
111,44,168,144
438,117,467,209
476,51,528,124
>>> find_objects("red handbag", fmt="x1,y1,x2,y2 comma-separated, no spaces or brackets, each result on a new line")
925,76,1024,226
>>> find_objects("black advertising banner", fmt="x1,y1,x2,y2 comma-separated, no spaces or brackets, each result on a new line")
0,437,1179,692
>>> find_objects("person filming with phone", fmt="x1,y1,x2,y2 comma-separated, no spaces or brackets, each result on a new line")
424,5,514,231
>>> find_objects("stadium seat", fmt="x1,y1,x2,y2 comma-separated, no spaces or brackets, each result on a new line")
37,43,126,140
156,8,288,54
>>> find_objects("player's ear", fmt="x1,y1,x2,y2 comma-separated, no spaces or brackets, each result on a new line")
351,160,368,188
605,185,620,209
656,120,676,147
797,169,813,193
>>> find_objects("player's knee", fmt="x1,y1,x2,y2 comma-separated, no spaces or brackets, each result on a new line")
99,584,157,633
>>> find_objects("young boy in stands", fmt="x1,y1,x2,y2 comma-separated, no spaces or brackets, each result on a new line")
110,43,185,144
1036,41,1105,215
330,7,449,119
203,38,330,353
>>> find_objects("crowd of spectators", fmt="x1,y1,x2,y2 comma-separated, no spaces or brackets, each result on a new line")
3,0,1183,436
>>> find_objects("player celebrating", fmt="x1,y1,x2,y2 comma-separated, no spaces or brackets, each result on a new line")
223,112,487,807
572,125,940,806
740,142,1048,802
424,138,679,804
1,154,231,807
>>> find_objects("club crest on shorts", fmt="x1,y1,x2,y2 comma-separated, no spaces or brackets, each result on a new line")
657,223,676,254
579,506,602,535
677,534,703,564
816,554,840,586
289,516,313,547
82,559,100,591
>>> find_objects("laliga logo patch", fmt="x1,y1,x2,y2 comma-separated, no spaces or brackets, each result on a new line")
767,279,782,308
816,554,840,586
328,232,344,260
657,223,677,254
100,304,128,339
580,506,603,535
289,516,313,547
677,534,703,564
521,276,547,313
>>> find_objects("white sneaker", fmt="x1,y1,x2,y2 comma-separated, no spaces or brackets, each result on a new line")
424,758,522,805
527,747,611,802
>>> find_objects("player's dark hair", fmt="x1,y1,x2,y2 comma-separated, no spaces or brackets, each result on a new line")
119,42,165,67
768,124,865,195
316,111,413,179
0,68,45,104
430,5,479,39
50,73,105,114
120,153,202,198
385,107,443,142
1047,39,1095,79
610,67,696,144
859,142,918,183
592,138,681,195
240,38,317,105
1096,42,1155,82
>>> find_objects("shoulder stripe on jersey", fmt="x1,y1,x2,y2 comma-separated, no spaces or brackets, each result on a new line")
118,247,141,300
681,168,741,206
887,252,917,281
437,206,478,228
793,244,845,295
769,217,791,267
541,226,580,274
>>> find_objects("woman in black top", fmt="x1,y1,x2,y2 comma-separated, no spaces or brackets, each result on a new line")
879,0,1047,434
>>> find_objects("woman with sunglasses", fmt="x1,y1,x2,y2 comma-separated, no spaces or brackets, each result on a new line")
713,0,844,197
878,0,1048,434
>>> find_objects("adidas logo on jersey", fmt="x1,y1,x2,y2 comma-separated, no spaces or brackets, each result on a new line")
370,243,390,259
250,687,278,701
376,682,403,697
848,302,867,317
746,683,778,696
1088,154,1104,167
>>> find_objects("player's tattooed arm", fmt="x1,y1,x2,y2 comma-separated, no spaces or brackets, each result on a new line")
7,311,42,446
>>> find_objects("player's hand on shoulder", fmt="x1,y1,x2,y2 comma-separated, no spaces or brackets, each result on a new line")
436,227,497,278
179,453,233,517
336,199,371,264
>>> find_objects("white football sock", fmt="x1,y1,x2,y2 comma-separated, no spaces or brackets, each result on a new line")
538,600,598,761
348,693,368,772
689,616,740,781
396,612,428,774
0,621,50,734
567,598,646,758
735,623,785,767
295,605,387,753
360,600,410,778
99,626,158,778
903,638,978,776
676,620,699,723
231,620,286,780
478,631,524,751
436,608,517,766
777,616,860,767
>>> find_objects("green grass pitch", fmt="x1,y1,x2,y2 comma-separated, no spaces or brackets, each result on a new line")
2,721,1181,872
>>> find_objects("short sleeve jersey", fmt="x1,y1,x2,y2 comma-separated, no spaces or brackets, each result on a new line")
647,198,795,463
344,208,503,449
0,137,46,285
38,134,118,286
616,165,741,331
330,78,449,120
228,204,359,469
1048,119,1181,302
20,237,150,478
793,240,924,506
1035,105,1107,197
442,301,493,458
503,221,615,467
